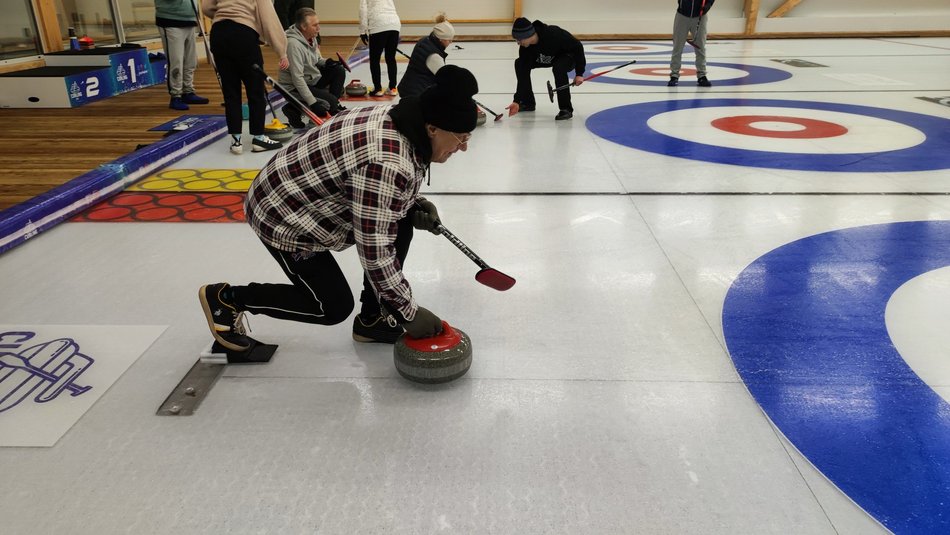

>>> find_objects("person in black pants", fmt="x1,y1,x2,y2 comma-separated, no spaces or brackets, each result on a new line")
506,17,587,121
198,66,483,351
359,0,402,96
202,0,289,155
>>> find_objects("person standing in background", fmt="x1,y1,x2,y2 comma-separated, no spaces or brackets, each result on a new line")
201,0,290,154
359,0,401,97
155,0,210,110
274,0,311,30
668,0,715,87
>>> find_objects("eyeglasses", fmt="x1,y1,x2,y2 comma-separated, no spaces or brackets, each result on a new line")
448,131,471,147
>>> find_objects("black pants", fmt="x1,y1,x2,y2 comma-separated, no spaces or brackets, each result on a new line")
210,20,266,136
369,30,399,91
232,216,414,325
514,54,576,112
317,63,347,98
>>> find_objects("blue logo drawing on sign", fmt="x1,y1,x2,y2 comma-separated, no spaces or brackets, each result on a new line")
0,331,94,412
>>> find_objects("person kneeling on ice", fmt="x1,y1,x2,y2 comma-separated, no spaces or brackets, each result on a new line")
198,65,480,351
278,7,347,129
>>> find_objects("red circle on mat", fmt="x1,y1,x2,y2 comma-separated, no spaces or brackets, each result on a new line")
85,206,132,221
136,207,181,221
112,193,154,206
185,207,227,221
204,194,245,207
711,115,849,139
157,193,199,206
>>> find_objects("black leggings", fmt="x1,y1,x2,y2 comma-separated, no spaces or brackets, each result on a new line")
369,30,400,91
210,20,267,136
232,216,414,325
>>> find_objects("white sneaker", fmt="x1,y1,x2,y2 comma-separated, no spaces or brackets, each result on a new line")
252,135,282,152
229,140,243,155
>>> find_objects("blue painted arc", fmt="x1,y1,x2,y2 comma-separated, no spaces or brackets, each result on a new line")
722,221,950,533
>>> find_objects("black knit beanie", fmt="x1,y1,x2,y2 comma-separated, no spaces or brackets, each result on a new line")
511,17,535,40
420,65,479,133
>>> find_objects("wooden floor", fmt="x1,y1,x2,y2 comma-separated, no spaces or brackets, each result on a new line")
0,38,352,211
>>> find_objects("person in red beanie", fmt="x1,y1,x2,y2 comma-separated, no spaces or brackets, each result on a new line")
199,65,481,351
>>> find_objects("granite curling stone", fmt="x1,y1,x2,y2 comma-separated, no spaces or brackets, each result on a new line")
345,79,368,97
394,321,472,384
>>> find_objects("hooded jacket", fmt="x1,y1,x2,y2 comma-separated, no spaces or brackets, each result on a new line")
517,20,586,77
278,23,329,107
359,0,401,35
677,0,715,18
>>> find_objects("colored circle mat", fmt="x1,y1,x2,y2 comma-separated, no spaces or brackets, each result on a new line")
586,98,950,172
584,60,791,86
722,220,950,534
584,41,687,56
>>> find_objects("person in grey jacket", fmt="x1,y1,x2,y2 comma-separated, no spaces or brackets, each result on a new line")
277,8,347,128
155,0,210,110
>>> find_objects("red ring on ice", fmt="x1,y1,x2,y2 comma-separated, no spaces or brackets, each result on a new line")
711,115,848,139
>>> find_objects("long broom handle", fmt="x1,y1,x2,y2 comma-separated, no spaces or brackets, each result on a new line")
190,0,222,93
434,223,491,271
551,59,637,92
252,64,324,125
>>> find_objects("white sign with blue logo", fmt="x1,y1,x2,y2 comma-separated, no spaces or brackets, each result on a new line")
0,325,165,447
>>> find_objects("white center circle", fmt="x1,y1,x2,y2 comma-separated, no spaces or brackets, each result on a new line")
749,121,807,132
885,266,950,405
647,106,927,154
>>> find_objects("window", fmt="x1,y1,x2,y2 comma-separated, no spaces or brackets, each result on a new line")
116,0,159,42
1,0,42,60
54,0,119,47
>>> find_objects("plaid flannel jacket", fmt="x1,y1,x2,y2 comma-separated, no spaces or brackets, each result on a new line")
245,105,428,322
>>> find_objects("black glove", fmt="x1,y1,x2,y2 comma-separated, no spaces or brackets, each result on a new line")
308,100,329,116
360,33,369,45
410,200,441,234
402,307,443,339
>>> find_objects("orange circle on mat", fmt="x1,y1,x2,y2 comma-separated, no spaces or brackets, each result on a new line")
711,115,849,139
86,206,132,221
204,194,245,207
137,207,181,220
112,193,154,206
185,207,228,221
157,193,199,206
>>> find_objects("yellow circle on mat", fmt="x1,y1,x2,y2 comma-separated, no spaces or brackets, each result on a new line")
183,179,223,191
226,180,253,191
200,169,238,179
159,169,198,179
138,179,181,191
238,170,260,179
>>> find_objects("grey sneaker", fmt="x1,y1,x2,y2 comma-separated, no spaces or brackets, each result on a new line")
352,313,403,344
199,283,251,352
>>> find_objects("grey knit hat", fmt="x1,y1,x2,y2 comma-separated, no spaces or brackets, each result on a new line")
511,17,535,40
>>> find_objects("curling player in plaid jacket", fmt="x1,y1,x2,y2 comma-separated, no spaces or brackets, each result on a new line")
199,65,480,351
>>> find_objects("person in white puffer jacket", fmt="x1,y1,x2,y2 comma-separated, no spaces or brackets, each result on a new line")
359,0,401,96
